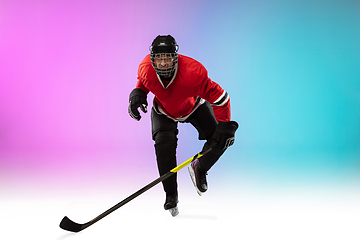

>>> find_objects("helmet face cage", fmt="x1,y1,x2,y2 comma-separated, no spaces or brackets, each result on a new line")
150,52,178,77
150,35,179,77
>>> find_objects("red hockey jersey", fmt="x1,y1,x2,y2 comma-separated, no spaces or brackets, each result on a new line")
136,54,231,122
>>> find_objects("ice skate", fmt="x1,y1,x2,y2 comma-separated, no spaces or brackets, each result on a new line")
188,158,208,196
164,194,179,217
168,206,179,217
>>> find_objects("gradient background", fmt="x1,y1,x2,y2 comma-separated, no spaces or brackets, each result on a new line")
1,0,360,239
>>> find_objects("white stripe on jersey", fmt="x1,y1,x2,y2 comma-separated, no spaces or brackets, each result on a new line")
212,91,229,107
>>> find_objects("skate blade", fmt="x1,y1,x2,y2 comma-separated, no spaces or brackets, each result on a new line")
188,165,203,196
168,207,179,217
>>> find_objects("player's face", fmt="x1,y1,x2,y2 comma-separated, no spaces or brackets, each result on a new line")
154,53,174,70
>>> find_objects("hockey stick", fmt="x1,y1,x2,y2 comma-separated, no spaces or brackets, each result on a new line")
59,144,215,232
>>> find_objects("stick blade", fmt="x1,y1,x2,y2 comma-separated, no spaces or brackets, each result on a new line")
60,216,84,232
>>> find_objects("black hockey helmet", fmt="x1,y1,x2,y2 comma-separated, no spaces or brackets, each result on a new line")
150,35,179,77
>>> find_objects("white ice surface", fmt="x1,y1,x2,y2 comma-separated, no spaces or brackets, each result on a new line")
1,183,360,240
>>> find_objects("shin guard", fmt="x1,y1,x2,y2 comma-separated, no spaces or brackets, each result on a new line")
154,137,178,196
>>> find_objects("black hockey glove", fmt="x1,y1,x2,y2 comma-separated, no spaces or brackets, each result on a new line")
128,88,148,121
212,121,239,150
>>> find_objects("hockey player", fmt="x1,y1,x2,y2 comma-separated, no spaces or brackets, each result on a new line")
128,35,238,216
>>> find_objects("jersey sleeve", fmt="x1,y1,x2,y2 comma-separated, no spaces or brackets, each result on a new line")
195,67,231,122
135,55,151,94
135,79,149,94
212,99,231,122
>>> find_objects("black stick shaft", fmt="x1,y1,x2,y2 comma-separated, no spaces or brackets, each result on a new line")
90,171,173,224
60,143,216,232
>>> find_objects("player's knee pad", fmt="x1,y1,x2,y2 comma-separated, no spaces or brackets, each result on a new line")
151,108,178,141
154,131,178,168
153,130,178,145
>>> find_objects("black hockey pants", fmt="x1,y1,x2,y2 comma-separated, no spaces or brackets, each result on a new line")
151,101,226,196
